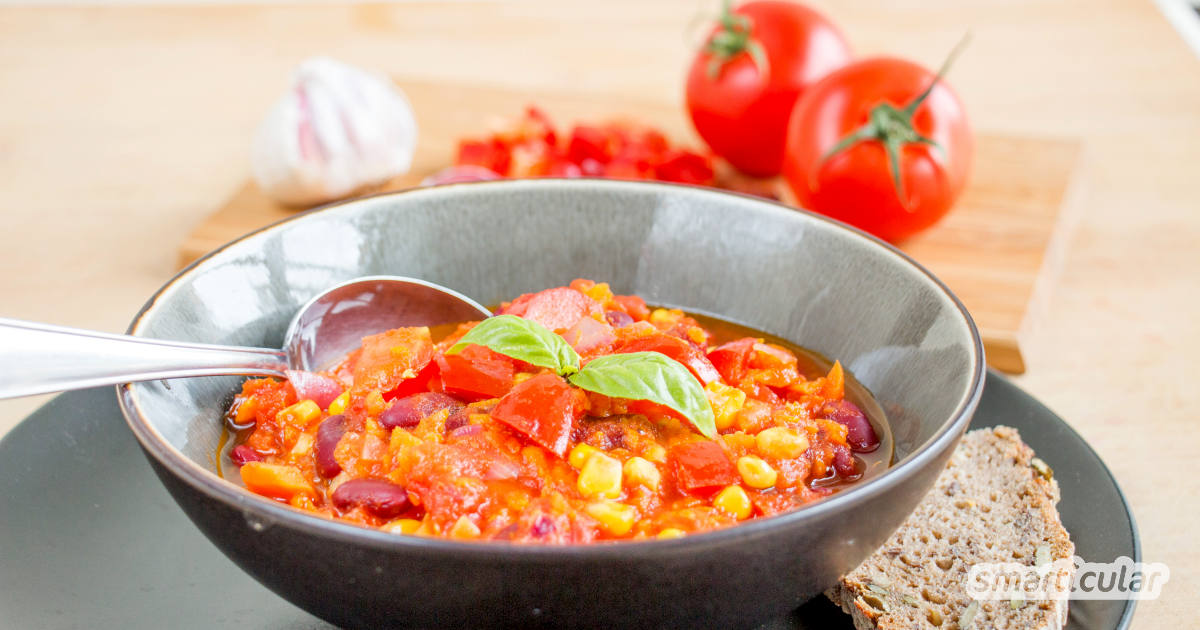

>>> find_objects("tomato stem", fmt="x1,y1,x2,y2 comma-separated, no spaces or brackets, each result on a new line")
704,0,770,80
819,34,971,207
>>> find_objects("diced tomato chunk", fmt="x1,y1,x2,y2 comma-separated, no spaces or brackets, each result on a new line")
670,441,737,495
749,343,798,369
382,360,439,401
654,149,715,185
353,327,434,394
611,294,650,321
490,373,587,457
614,333,721,385
456,139,510,174
707,338,758,384
436,345,515,401
500,287,602,332
567,125,613,164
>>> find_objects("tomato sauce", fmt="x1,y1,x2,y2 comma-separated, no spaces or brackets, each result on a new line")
219,280,891,543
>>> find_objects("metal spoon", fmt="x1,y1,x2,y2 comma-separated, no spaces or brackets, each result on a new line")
0,276,491,399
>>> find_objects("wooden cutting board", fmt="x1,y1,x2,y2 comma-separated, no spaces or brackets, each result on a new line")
180,79,1084,374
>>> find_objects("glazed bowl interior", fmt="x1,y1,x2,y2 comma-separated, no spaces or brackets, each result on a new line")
120,179,984,627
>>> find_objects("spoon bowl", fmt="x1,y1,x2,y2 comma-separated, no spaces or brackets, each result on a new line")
0,276,490,399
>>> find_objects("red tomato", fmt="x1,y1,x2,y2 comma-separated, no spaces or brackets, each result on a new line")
686,1,851,177
435,345,515,401
353,327,433,394
782,57,973,242
670,441,738,495
490,373,587,457
706,337,757,383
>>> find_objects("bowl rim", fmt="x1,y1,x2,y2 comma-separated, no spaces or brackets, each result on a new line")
119,177,986,558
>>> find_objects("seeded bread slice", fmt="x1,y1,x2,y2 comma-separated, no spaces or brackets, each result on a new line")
827,426,1074,630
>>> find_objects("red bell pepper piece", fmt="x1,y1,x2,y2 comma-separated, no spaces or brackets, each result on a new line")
435,345,514,401
614,333,721,385
670,441,737,495
490,373,587,457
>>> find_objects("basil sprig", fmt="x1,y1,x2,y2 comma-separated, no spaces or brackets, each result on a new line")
566,352,716,438
448,316,716,438
448,314,580,376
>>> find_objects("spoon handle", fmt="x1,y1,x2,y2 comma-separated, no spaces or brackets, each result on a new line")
0,318,288,399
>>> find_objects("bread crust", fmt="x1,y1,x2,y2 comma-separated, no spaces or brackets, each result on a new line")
827,426,1075,630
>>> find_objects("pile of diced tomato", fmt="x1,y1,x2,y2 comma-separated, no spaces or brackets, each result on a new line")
454,107,717,186
226,279,878,543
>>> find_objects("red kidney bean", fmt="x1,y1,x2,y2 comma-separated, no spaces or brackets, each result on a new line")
380,392,465,429
229,444,262,467
314,414,347,479
832,444,864,479
331,478,411,519
445,407,470,432
605,310,634,327
824,400,880,453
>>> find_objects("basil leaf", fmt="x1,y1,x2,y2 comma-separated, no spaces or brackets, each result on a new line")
448,315,581,376
569,351,716,439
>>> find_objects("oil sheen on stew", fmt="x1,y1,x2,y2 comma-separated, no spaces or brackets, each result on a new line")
218,279,892,543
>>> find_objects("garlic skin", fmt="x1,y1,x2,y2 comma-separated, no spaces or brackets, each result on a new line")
252,57,417,207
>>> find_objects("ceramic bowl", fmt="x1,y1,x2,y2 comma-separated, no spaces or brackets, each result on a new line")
119,179,985,629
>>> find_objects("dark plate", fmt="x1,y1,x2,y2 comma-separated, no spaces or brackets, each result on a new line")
0,371,1136,629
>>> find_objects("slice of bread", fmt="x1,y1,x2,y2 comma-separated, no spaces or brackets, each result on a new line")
827,426,1075,630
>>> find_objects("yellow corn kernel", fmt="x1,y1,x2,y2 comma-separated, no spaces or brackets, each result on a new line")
289,432,314,456
383,518,423,535
278,399,322,428
513,371,536,385
568,443,601,470
706,381,747,430
584,282,614,304
577,452,623,499
736,456,778,489
722,431,757,451
755,426,810,459
449,515,481,539
415,517,438,537
327,391,350,415
584,501,637,536
622,457,662,491
657,528,686,539
365,390,387,416
648,308,682,327
643,443,667,464
713,485,753,520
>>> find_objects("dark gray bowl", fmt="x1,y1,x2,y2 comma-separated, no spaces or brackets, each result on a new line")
119,179,985,629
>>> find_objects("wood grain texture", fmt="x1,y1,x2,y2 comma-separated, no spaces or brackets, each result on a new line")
2,3,1198,627
179,81,1083,374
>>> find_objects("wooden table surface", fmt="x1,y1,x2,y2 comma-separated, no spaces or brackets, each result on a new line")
1,2,1196,626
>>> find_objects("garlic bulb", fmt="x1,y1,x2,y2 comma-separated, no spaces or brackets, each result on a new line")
251,57,417,206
